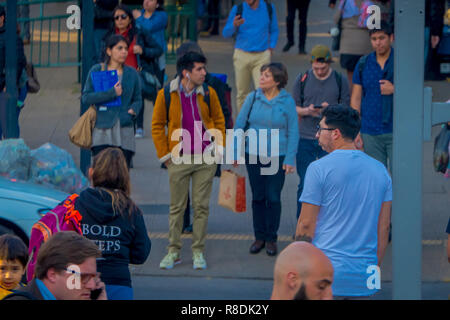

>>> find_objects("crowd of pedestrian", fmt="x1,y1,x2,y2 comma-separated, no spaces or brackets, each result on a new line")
0,0,448,301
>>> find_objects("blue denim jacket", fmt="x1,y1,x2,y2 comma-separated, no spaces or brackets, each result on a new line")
234,88,299,166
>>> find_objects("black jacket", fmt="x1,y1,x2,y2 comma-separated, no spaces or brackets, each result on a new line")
76,188,151,288
94,0,119,30
0,25,27,91
3,279,43,300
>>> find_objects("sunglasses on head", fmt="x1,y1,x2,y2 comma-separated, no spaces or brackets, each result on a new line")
114,13,129,20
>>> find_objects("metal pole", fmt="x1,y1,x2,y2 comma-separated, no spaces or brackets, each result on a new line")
5,0,18,139
80,0,94,174
392,0,425,300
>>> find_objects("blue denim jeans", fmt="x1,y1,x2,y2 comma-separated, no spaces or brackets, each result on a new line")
245,154,286,242
296,138,327,219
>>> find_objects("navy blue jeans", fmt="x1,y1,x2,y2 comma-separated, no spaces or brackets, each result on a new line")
245,154,286,242
296,138,327,219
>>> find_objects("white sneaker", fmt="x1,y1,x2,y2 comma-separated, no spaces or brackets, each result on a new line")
135,128,144,138
160,252,181,269
192,251,207,270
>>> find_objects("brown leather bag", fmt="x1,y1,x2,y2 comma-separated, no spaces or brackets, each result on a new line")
68,105,97,149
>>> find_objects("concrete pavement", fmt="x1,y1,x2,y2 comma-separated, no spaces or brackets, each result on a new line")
18,0,450,299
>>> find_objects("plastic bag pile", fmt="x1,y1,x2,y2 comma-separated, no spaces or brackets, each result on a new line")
0,139,88,193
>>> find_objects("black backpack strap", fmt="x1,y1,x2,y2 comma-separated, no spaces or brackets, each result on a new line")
265,0,273,25
244,90,258,130
358,55,368,95
334,71,343,104
299,72,308,107
202,82,211,117
164,83,171,125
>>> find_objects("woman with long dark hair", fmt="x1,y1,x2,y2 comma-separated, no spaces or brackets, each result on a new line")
104,4,163,138
82,34,142,168
76,147,151,300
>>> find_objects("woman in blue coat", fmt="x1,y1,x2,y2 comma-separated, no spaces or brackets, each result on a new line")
233,63,299,257
82,34,142,169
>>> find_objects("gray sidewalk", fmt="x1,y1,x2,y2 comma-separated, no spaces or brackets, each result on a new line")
17,0,450,299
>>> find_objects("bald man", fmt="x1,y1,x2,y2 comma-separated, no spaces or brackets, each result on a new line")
271,242,334,300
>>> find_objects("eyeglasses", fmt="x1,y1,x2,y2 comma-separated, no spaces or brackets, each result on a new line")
65,269,100,284
114,14,129,20
316,125,336,134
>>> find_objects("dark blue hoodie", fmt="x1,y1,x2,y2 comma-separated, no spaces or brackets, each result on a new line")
75,187,151,287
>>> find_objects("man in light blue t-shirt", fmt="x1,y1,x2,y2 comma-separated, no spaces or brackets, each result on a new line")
295,105,392,299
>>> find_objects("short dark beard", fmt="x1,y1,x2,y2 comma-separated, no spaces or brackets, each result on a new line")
293,283,309,300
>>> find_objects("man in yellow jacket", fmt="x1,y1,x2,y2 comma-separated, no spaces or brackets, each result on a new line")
152,51,225,270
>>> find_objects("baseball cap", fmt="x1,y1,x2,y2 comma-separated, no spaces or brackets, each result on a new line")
310,45,333,63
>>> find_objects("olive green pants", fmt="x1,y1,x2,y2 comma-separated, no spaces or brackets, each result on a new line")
167,161,217,254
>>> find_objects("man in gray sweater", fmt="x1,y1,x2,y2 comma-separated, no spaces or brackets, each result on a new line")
292,45,350,220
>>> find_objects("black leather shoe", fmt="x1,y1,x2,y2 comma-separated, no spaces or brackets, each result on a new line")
298,49,307,55
266,242,277,256
249,240,265,254
283,42,294,52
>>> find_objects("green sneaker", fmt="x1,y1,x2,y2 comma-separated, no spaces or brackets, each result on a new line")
159,252,181,269
192,251,207,270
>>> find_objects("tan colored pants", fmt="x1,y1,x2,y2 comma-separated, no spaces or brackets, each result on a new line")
233,49,271,113
167,160,217,254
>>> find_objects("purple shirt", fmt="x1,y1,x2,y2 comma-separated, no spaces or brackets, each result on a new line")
180,89,210,154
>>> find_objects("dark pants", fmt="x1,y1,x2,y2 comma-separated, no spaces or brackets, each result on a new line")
136,97,145,129
0,91,24,139
205,0,220,35
246,154,286,242
286,0,311,50
91,145,134,170
296,138,327,219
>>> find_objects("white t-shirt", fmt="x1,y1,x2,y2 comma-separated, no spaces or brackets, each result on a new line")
300,149,392,297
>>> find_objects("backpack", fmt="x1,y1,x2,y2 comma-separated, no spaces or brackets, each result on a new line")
26,194,83,282
234,0,273,37
299,70,343,107
163,82,211,124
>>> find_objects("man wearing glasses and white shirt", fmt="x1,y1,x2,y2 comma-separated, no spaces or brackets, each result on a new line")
295,104,392,300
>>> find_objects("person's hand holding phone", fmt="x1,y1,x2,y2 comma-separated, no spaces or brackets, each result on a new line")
91,275,107,300
233,15,245,28
307,104,321,118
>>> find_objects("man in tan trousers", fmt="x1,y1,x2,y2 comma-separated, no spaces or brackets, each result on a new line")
222,0,279,113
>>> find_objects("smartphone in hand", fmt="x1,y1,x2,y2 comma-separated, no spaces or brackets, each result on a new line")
90,288,103,300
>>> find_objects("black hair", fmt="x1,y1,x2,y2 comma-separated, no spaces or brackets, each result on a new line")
176,51,207,78
156,0,165,11
0,6,5,17
321,104,361,141
369,20,393,36
0,234,28,268
260,62,289,89
111,4,137,45
104,34,128,65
